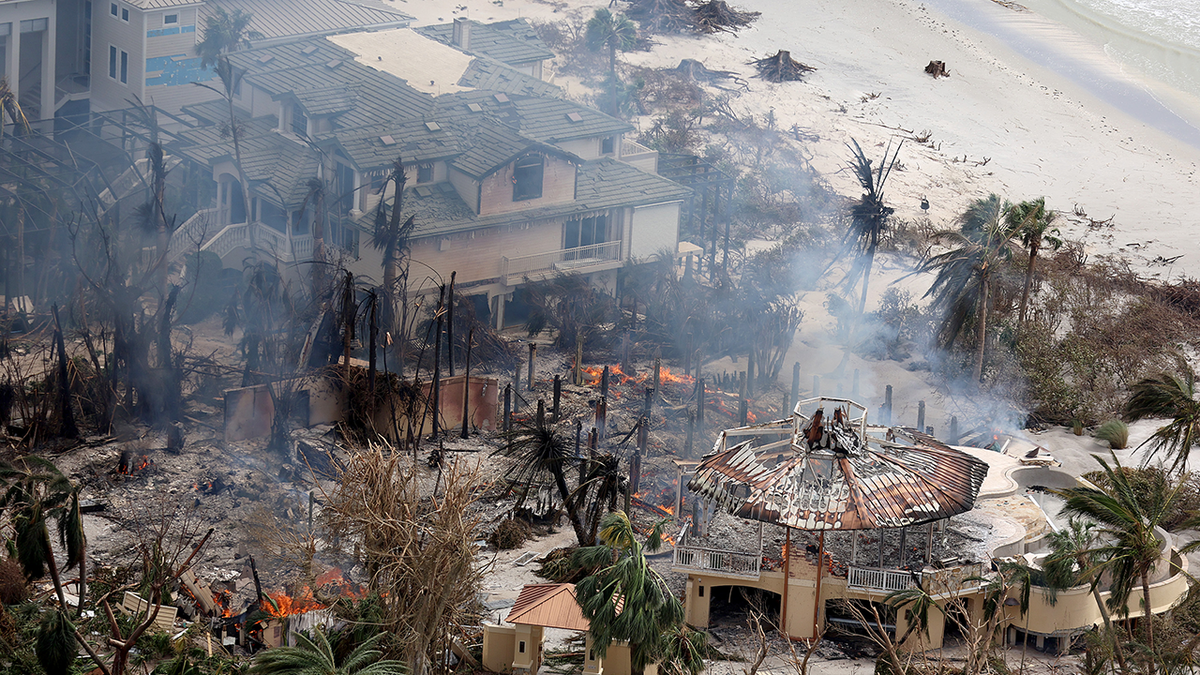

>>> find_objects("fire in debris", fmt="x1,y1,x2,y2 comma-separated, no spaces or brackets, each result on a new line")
582,365,695,387
117,451,154,475
264,587,326,618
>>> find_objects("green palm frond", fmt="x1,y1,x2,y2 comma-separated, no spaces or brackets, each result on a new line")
1124,366,1200,474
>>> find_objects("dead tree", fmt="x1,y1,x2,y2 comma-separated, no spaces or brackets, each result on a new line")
925,60,950,78
751,50,816,82
626,0,697,33
693,0,760,33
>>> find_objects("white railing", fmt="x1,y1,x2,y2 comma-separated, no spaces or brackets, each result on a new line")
673,545,761,579
848,567,917,592
202,223,249,259
167,208,219,261
96,155,183,218
292,235,314,261
198,222,315,264
621,139,654,158
502,240,622,283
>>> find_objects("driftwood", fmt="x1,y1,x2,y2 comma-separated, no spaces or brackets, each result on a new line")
750,50,815,83
675,58,740,83
693,0,760,34
924,60,950,78
626,0,698,33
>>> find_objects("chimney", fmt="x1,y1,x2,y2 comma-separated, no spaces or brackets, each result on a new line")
452,17,471,50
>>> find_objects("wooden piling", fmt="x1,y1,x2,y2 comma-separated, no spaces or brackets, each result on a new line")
686,411,695,458
950,416,959,444
652,352,661,402
791,362,800,406
917,400,926,433
552,375,562,421
527,343,536,391
574,339,583,385
738,372,748,426
601,365,610,400
884,384,893,425
596,396,607,441
536,399,545,428
461,327,473,439
447,271,456,377
503,385,511,432
696,377,705,428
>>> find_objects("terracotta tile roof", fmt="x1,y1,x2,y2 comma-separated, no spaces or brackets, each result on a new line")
506,583,590,632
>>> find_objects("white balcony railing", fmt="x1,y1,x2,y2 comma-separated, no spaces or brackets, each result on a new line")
502,240,622,284
848,567,918,592
673,545,761,579
168,208,219,261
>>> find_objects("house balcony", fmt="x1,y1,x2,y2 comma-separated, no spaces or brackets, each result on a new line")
619,139,658,174
501,240,622,286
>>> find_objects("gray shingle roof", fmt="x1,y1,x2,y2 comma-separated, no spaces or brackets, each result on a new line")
509,97,632,143
415,18,553,65
202,0,412,42
457,58,561,98
329,117,461,170
449,124,564,179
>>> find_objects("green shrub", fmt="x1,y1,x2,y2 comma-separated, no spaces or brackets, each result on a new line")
1094,419,1129,449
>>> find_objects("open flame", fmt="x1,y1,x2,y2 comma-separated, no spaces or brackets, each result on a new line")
582,365,695,387
264,588,326,618
117,454,154,475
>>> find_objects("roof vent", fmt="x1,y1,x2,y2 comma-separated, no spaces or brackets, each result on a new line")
425,121,441,131
380,135,396,146
301,45,319,55
325,59,342,69
257,54,275,65
493,93,509,104
566,112,583,123
467,103,483,113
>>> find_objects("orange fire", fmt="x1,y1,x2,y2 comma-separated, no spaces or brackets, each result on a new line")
118,455,154,475
264,588,326,618
582,365,695,387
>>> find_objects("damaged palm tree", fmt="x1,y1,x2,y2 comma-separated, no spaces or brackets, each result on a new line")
371,157,419,377
693,0,760,33
750,50,815,82
748,49,816,82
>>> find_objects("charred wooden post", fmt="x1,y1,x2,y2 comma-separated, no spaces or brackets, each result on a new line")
527,342,536,390
782,390,790,417
746,349,755,397
621,334,632,375
503,385,512,432
738,372,748,426
430,289,445,440
791,362,800,407
536,399,545,428
696,377,705,428
461,327,474,439
898,526,908,564
588,426,598,453
552,375,562,422
632,418,647,496
685,410,695,458
950,416,960,444
573,339,583,385
367,292,378,401
884,384,893,425
812,374,821,397
684,334,693,375
917,400,926,433
512,358,521,397
644,387,654,416
447,271,456,377
600,365,610,400
596,396,608,441
652,352,661,402
576,420,584,483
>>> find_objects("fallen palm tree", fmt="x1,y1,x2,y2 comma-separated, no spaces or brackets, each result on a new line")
693,0,760,33
751,50,816,82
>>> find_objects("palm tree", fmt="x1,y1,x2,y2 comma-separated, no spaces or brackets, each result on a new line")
0,457,85,611
843,138,901,320
0,77,31,136
36,610,77,675
1124,365,1200,475
884,583,941,647
1008,197,1061,327
1059,452,1183,675
919,194,1020,384
249,628,406,675
195,7,254,69
1043,517,1129,673
494,416,591,545
371,158,417,376
586,8,637,116
571,511,685,675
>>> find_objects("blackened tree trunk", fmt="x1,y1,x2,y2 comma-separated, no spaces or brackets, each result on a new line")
52,304,78,438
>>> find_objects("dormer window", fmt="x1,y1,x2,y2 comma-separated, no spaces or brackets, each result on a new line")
164,13,178,24
417,164,433,184
601,136,615,155
512,155,543,201
291,105,308,136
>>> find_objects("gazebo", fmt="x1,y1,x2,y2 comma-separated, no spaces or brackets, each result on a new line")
686,397,990,637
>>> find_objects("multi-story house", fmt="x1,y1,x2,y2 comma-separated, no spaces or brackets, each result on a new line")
162,18,687,328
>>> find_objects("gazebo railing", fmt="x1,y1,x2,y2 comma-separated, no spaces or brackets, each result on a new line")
673,545,761,579
848,566,917,592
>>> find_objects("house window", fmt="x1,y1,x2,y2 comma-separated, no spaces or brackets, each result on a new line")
698,585,704,598
512,155,543,201
108,45,116,79
564,213,608,252
518,641,526,654
120,49,128,83
164,13,178,24
110,2,117,17
601,136,615,154
417,163,433,184
291,105,307,136
121,6,129,21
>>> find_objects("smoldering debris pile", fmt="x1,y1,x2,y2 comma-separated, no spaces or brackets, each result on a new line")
751,50,817,82
624,0,760,34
